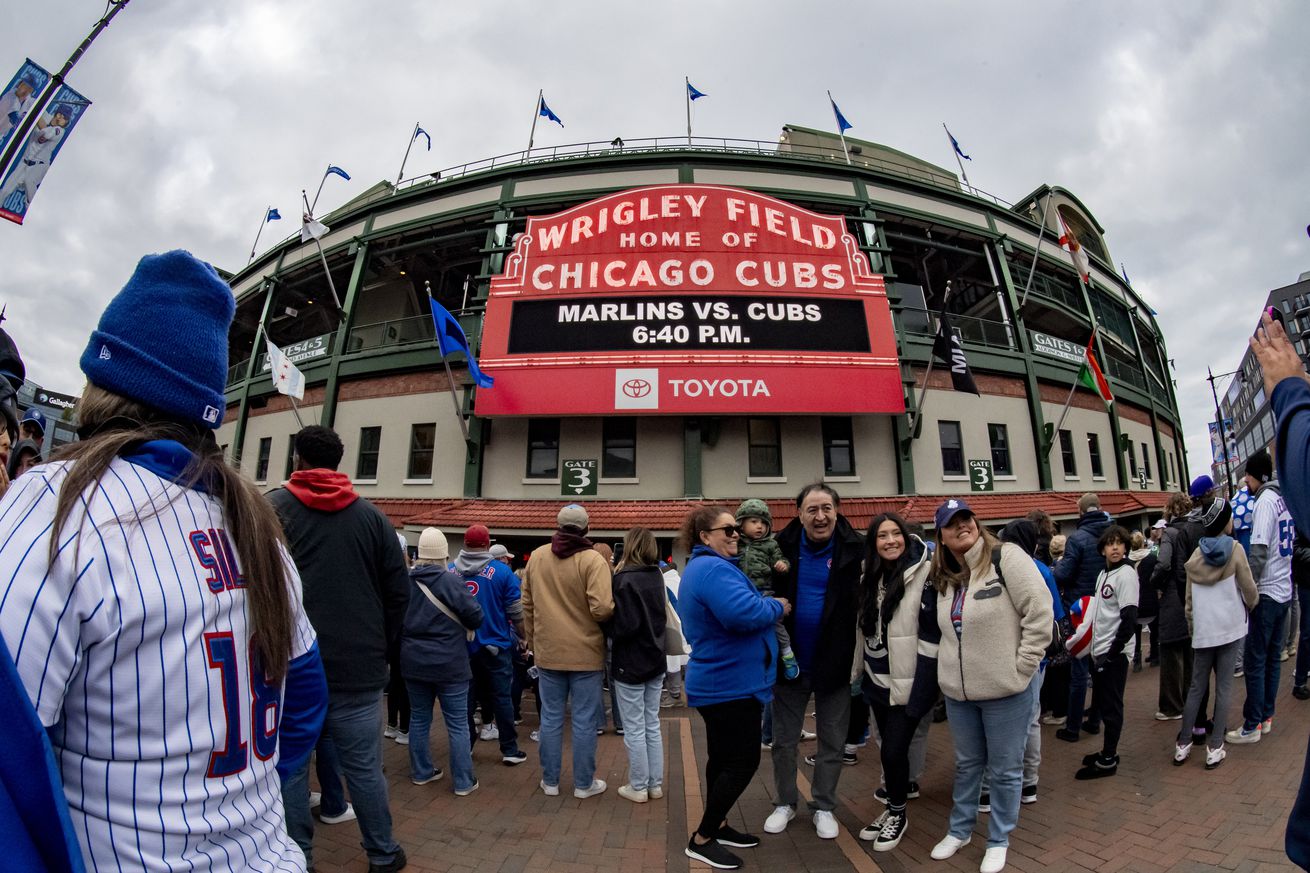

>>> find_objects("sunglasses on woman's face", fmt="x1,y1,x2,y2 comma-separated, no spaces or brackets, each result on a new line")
708,524,742,537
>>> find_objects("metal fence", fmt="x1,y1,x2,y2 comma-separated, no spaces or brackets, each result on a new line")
900,306,1015,351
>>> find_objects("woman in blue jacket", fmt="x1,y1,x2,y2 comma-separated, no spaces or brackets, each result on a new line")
677,506,790,870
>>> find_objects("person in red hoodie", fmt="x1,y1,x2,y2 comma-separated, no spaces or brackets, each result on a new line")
269,425,412,873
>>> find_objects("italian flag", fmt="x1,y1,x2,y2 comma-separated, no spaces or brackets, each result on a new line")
1079,331,1113,405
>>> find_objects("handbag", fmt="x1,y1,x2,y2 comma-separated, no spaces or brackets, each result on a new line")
415,580,476,642
664,592,688,656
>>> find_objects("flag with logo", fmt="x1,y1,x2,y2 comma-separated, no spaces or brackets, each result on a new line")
1057,210,1091,285
0,83,90,226
0,59,50,153
430,298,494,388
266,339,306,400
931,309,980,395
1078,329,1113,406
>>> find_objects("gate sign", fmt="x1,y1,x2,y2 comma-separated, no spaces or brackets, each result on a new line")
476,184,902,416
562,459,598,496
968,459,994,492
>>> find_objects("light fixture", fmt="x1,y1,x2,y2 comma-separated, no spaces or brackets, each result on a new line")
399,270,407,276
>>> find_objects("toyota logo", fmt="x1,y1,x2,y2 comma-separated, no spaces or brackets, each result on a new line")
622,378,652,398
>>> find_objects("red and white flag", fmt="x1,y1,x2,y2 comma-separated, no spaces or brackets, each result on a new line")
266,339,305,400
1057,211,1091,285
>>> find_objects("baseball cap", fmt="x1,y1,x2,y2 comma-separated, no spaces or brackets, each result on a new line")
934,498,973,530
489,544,509,560
417,527,449,561
1188,475,1215,499
464,524,491,551
1152,519,1168,530
558,503,589,531
20,407,46,434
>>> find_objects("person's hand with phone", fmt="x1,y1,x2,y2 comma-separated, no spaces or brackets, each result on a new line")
1251,310,1309,396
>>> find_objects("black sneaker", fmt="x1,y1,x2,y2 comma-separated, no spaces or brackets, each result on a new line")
1294,685,1310,701
715,825,760,848
862,809,907,851
873,781,920,805
803,751,858,766
1021,784,1038,804
1055,728,1080,743
502,750,528,766
1082,751,1101,766
978,793,991,813
1082,722,1101,736
685,835,742,869
368,847,408,873
1075,755,1119,780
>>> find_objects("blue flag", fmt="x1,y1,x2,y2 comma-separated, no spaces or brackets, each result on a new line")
539,96,564,127
325,165,351,181
945,125,971,160
1120,262,1131,285
830,95,852,133
414,126,431,151
687,81,707,101
430,299,494,388
266,208,281,222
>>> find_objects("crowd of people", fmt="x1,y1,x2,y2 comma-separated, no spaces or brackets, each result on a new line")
0,252,1307,873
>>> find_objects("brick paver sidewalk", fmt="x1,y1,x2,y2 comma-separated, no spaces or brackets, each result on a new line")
309,662,1307,872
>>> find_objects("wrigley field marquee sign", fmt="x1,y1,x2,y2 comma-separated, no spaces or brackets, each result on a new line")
476,185,903,416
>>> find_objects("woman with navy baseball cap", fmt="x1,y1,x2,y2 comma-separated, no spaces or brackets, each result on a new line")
927,498,1052,873
0,251,327,872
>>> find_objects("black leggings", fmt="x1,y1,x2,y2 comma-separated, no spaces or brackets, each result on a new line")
696,698,763,838
1091,654,1129,758
386,663,410,731
869,699,922,809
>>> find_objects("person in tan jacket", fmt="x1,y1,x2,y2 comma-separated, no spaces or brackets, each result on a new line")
1174,497,1258,770
522,503,615,798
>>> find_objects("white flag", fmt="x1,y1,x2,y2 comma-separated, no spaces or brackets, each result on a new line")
301,213,329,242
266,339,305,400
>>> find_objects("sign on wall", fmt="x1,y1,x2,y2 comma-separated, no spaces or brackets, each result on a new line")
968,459,994,492
1028,330,1086,366
260,334,332,371
477,185,903,416
562,459,598,496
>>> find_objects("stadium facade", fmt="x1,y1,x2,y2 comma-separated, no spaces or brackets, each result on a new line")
216,126,1186,557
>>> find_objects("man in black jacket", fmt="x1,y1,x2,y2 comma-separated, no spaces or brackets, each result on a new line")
269,426,411,873
763,484,864,842
1054,493,1113,743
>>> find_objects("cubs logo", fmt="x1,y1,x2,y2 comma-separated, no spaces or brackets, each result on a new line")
465,579,480,596
622,378,652,398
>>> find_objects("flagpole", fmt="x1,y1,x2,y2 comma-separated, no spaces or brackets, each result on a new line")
1018,192,1054,310
287,394,306,430
248,205,271,264
686,77,692,145
944,123,972,193
527,89,542,152
1046,325,1097,455
302,190,344,312
828,91,852,166
911,280,952,438
428,281,470,442
395,122,419,188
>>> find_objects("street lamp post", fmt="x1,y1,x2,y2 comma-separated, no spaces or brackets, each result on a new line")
1206,366,1241,498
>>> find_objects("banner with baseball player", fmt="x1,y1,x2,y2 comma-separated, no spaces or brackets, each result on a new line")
0,83,90,225
0,59,50,154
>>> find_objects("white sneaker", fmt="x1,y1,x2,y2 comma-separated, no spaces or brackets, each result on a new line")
1225,725,1262,745
530,729,541,743
480,723,500,742
1205,745,1227,770
383,725,399,738
763,805,795,834
980,845,1008,873
1261,718,1273,735
813,810,838,839
648,785,664,799
319,803,356,825
931,834,971,860
539,780,559,796
617,784,648,803
393,731,409,745
800,729,817,741
308,791,321,809
1173,741,1192,765
574,779,607,799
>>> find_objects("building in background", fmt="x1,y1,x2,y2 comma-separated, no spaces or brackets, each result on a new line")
214,127,1185,559
15,380,78,456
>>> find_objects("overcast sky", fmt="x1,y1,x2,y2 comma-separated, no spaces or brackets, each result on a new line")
1,0,1306,483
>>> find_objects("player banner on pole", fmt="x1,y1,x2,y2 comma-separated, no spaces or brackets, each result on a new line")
0,82,91,225
0,59,51,155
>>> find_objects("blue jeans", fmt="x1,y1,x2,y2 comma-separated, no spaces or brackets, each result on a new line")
1065,656,1097,733
314,734,348,817
468,646,521,754
537,668,603,790
1243,595,1292,729
281,690,401,867
408,679,476,791
1295,586,1310,686
615,677,664,790
945,677,1039,848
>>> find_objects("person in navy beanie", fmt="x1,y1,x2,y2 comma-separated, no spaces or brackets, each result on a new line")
80,249,233,429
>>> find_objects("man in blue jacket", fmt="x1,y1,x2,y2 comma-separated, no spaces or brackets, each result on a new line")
1054,493,1113,743
1251,311,1310,870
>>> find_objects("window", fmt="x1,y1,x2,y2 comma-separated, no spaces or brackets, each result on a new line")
283,437,296,481
1142,442,1151,481
602,417,636,478
407,423,436,480
1059,429,1077,476
526,419,560,478
1126,440,1138,479
1088,433,1104,478
987,423,1012,476
356,426,381,480
939,421,964,476
748,418,782,477
821,417,855,476
255,437,271,482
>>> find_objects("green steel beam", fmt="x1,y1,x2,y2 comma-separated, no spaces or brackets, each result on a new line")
319,241,371,428
991,239,1053,490
683,418,703,498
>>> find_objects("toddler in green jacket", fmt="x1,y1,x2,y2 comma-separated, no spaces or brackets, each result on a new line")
735,498,799,679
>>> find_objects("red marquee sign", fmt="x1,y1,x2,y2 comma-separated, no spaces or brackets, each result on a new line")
476,184,903,416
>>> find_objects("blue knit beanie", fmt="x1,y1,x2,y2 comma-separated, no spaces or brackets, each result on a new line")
80,250,233,428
